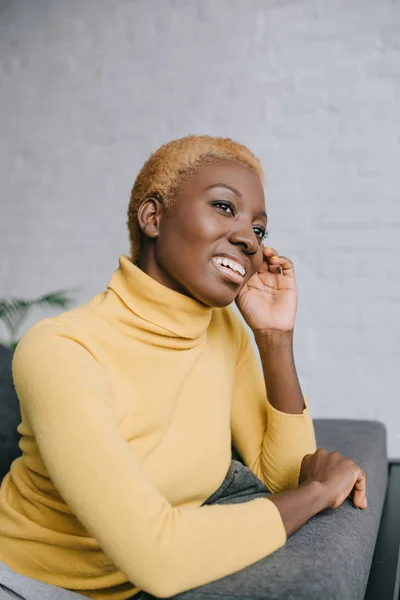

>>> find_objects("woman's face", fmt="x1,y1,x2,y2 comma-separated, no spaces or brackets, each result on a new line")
138,161,267,307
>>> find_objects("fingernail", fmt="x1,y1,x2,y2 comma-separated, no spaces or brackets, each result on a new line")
270,255,279,260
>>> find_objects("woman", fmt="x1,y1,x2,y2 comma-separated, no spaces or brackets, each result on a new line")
0,135,367,600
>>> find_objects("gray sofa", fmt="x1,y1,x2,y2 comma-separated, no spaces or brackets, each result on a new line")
228,419,388,600
0,344,394,600
0,344,22,483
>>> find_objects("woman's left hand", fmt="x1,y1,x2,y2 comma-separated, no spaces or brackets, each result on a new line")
235,246,297,333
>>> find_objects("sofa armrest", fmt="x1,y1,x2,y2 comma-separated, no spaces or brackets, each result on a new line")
231,419,388,600
365,462,400,600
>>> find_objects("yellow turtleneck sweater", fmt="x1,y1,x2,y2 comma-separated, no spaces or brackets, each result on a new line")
0,256,316,600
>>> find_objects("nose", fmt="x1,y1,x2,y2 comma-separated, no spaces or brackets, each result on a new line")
228,220,259,255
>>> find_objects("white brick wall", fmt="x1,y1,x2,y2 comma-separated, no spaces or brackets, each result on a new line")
1,0,400,455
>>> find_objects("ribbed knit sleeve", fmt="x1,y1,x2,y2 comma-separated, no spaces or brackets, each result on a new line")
230,315,317,494
12,324,286,599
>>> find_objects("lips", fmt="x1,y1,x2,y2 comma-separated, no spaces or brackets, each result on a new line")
214,256,246,276
212,255,247,286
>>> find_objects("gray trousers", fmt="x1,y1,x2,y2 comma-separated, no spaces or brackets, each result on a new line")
141,459,273,600
0,459,271,600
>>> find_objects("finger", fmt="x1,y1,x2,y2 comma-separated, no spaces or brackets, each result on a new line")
352,469,368,509
301,453,312,467
299,453,312,484
258,246,279,273
268,265,283,276
268,255,295,278
262,246,279,259
256,255,270,274
262,247,281,274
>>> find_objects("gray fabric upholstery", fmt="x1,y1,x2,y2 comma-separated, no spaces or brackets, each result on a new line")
0,560,88,599
0,345,21,482
225,419,387,600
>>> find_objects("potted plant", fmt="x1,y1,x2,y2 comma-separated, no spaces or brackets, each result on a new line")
0,290,76,349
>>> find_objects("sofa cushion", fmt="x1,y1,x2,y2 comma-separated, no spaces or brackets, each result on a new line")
218,420,387,600
0,344,21,482
228,419,387,600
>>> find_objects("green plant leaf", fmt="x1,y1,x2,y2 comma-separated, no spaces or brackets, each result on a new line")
0,299,32,324
0,288,78,345
35,290,75,310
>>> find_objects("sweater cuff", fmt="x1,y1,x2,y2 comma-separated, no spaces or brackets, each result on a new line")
262,397,317,492
265,397,316,452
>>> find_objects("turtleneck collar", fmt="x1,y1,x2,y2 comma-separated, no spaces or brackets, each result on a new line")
106,255,213,341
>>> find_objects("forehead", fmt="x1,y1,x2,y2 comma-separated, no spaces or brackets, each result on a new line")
178,161,265,206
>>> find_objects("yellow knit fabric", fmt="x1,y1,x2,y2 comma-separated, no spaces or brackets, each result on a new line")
0,256,316,599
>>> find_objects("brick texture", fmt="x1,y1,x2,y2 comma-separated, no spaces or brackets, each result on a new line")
1,0,399,455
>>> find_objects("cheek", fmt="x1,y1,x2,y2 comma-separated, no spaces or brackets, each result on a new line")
251,250,264,274
167,213,222,247
157,215,218,268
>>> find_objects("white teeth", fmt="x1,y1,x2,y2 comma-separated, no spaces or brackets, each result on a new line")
215,257,246,277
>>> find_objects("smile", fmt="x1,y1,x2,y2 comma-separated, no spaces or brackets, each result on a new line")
213,256,246,286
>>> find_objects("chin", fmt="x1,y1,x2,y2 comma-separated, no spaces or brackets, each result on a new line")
192,285,239,308
207,296,234,308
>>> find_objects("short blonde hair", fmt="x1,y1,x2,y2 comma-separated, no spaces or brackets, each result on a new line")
127,135,264,262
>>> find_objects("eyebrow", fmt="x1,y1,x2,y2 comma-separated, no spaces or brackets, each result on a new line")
255,209,268,220
205,183,267,220
204,183,243,197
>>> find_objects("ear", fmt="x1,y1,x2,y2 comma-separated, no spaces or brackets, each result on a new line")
137,196,164,240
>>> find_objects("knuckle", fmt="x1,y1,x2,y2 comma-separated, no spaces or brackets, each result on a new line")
347,461,360,476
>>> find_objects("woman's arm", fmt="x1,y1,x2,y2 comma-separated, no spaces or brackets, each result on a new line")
254,329,304,415
230,316,316,493
13,323,289,598
229,324,367,536
233,246,316,492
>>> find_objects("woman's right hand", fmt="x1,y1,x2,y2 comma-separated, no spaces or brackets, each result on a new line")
269,448,368,537
299,448,368,510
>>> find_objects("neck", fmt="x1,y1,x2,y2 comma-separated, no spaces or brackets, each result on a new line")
137,248,191,299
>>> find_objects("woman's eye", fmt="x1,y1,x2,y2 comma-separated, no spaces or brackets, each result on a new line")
212,201,234,215
253,226,268,240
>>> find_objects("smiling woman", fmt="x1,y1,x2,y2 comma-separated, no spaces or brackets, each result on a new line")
0,135,367,600
135,162,266,307
128,137,267,307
